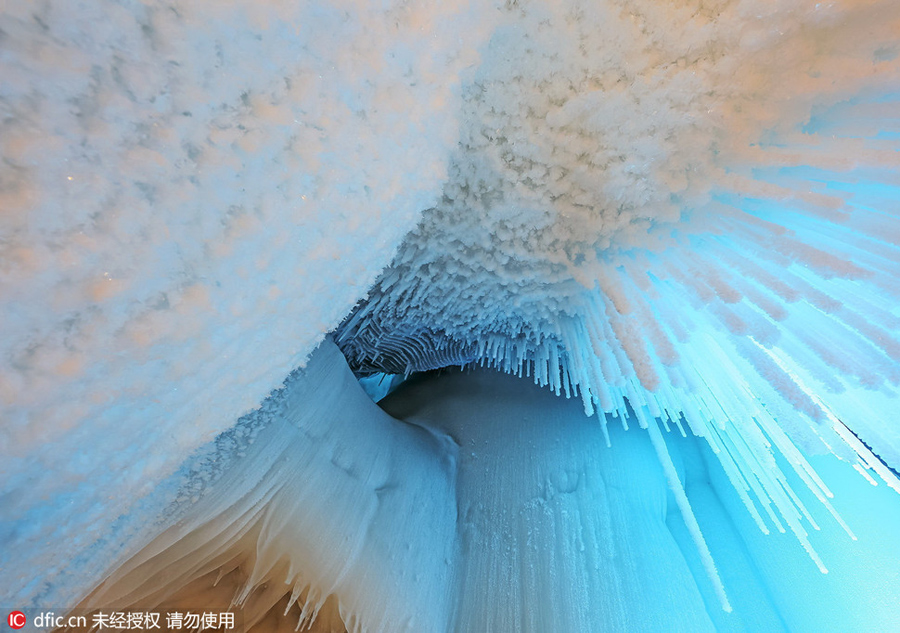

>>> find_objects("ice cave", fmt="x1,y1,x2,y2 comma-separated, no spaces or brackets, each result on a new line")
2,0,900,631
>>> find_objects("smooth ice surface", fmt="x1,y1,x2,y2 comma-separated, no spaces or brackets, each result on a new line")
382,366,716,633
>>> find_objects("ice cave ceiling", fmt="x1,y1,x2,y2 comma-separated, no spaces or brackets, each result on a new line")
2,0,900,631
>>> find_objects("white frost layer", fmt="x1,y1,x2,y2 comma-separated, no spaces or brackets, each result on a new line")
346,0,900,354
0,0,496,606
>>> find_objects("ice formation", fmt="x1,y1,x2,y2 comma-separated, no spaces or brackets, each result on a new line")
2,0,900,631
337,0,900,608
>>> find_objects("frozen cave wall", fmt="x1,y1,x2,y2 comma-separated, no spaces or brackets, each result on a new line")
3,0,900,631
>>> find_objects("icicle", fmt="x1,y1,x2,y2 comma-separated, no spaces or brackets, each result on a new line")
646,417,732,612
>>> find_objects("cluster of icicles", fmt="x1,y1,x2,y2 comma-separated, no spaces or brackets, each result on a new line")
338,94,900,608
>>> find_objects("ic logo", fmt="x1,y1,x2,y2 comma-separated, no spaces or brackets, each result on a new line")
8,611,26,629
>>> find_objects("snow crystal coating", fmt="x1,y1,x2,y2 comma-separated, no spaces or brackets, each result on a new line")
341,0,900,389
0,0,496,605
